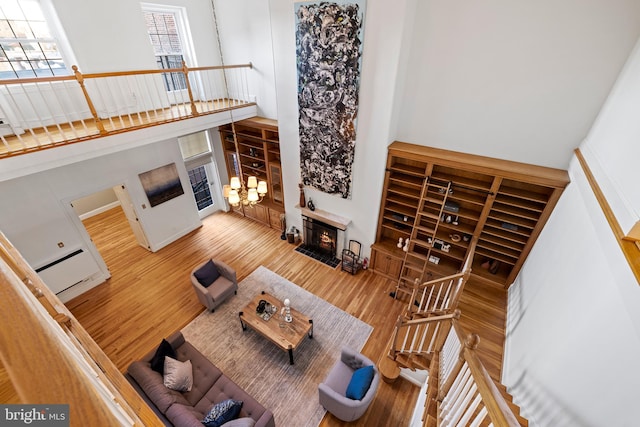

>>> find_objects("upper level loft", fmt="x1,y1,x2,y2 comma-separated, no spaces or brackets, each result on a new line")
0,63,258,181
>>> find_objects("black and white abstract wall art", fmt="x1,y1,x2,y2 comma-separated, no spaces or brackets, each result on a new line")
295,0,366,199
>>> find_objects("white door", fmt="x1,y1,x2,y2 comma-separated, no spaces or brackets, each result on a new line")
187,161,223,219
113,184,151,251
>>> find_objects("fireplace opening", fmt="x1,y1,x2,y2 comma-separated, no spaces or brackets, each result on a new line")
295,216,341,268
303,217,337,257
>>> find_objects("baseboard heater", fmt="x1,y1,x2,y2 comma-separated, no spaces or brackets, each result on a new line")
36,249,100,295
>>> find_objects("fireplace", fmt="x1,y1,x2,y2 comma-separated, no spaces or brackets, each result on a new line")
295,207,350,268
303,217,338,257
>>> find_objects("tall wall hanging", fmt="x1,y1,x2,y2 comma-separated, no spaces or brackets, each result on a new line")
294,0,366,199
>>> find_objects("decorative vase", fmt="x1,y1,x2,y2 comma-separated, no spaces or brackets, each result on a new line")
403,238,409,252
397,237,403,248
299,183,306,208
280,214,287,240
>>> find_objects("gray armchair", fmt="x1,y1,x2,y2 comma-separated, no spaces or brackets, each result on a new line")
190,259,238,312
318,347,380,422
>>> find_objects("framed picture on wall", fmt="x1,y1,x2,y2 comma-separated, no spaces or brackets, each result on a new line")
139,163,184,207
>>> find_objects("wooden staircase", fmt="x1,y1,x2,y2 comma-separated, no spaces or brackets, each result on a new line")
394,180,453,301
380,234,527,426
380,314,528,426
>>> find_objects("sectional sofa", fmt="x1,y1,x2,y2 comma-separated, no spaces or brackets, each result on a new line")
126,331,275,427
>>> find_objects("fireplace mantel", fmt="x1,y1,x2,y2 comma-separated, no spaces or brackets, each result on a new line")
297,205,350,231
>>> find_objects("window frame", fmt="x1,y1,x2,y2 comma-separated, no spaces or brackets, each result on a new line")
140,3,197,69
0,0,76,79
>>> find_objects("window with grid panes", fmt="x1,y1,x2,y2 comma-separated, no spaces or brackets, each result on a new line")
143,10,187,91
0,0,70,79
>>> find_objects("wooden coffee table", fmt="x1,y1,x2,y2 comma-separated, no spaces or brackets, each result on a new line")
238,291,313,365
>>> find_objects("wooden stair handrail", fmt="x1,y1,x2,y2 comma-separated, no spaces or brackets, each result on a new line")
0,63,253,85
0,62,256,159
451,322,521,427
409,237,476,316
0,232,164,426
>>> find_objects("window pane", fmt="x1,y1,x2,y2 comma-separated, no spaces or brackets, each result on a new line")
0,20,13,37
8,19,33,38
179,132,211,159
0,60,15,80
2,42,24,60
33,64,54,77
0,1,68,79
30,20,50,38
188,165,214,211
20,0,45,21
0,1,24,21
23,41,44,59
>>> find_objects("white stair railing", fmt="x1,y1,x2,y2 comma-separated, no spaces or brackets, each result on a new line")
433,322,522,427
0,63,254,157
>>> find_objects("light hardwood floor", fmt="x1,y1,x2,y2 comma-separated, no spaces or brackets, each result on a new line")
64,206,507,426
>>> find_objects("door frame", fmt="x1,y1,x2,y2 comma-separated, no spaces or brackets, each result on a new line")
63,182,153,280
186,155,225,219
113,184,151,250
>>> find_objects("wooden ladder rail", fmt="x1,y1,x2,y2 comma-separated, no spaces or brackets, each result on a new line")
394,179,452,301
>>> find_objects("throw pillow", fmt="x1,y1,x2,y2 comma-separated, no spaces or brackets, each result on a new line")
194,259,221,288
345,365,375,400
150,339,176,375
163,357,193,392
202,399,243,427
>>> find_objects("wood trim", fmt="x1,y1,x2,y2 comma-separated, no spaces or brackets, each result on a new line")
575,148,640,284
452,322,521,427
389,141,570,188
0,232,164,426
298,205,351,230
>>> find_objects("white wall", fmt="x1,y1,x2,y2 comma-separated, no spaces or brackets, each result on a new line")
581,38,640,234
269,0,412,254
503,159,640,426
503,35,640,427
0,139,201,297
215,0,278,119
71,187,118,218
266,0,640,257
395,0,640,170
51,0,221,72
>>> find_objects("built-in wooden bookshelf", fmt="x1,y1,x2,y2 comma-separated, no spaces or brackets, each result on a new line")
219,117,284,230
371,141,570,288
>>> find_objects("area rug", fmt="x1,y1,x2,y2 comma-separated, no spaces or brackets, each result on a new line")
181,266,373,427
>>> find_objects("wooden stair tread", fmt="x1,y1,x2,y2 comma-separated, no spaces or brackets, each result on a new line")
395,353,431,371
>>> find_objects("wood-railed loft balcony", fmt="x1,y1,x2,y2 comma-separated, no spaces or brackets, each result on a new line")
0,62,255,159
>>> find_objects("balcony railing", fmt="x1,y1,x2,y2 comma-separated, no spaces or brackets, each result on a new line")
0,62,255,158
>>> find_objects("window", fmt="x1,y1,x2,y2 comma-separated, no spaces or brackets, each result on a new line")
143,8,188,91
0,0,70,79
188,165,214,211
178,131,218,215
